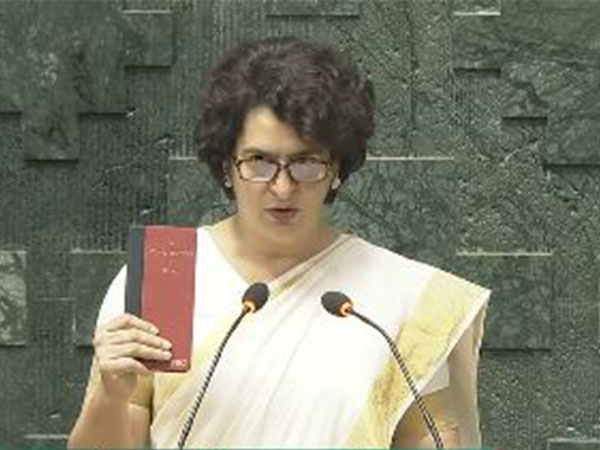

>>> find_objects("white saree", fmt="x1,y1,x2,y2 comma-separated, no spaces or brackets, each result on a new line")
94,227,490,448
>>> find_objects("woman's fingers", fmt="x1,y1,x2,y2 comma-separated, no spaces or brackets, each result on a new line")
94,313,171,352
93,313,173,379
102,313,158,335
98,357,153,377
104,342,172,361
103,328,172,350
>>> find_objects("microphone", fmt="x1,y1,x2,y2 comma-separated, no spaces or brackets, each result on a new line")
177,282,270,448
321,291,444,449
241,282,269,313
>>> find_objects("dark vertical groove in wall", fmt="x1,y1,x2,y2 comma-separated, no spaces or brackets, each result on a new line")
402,1,417,154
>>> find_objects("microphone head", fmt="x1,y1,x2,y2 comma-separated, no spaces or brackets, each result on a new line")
321,291,353,317
242,282,270,313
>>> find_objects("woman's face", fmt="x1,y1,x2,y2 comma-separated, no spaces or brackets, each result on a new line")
228,106,337,241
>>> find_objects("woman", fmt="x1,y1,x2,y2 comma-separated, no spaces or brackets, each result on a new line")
68,37,489,448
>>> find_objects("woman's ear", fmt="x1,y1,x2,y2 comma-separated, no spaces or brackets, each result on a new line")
330,158,341,190
331,177,341,190
222,160,233,187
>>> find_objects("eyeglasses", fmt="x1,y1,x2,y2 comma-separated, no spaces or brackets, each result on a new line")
233,155,332,183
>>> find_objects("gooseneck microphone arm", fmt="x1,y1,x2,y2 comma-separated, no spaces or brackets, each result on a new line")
177,308,248,448
177,282,269,449
321,291,444,449
349,309,444,449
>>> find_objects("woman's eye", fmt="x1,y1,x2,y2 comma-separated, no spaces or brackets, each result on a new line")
291,156,311,163
247,154,272,163
294,158,322,165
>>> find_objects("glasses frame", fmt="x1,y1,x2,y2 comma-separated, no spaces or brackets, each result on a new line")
232,156,333,184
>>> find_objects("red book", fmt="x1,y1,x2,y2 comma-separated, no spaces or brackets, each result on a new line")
126,225,197,372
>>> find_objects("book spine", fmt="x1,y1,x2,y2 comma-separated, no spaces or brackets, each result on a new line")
125,225,144,316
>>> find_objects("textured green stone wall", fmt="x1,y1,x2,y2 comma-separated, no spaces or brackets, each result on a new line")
0,1,599,449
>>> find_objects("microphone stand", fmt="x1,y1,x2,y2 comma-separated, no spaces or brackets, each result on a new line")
350,309,445,449
177,308,249,449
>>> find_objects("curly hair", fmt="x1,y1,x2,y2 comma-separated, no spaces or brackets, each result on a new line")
194,36,375,202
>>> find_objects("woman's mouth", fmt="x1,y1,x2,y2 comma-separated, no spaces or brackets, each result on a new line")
265,207,299,224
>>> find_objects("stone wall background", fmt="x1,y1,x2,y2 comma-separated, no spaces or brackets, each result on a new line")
1,0,599,448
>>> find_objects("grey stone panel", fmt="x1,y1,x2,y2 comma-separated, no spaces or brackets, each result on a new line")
452,0,501,15
546,167,600,305
206,1,455,157
259,0,411,154
203,0,269,73
125,1,214,160
500,61,600,119
167,158,233,227
501,0,600,45
124,11,174,67
0,95,19,113
480,346,600,448
346,1,411,154
0,144,80,255
501,62,552,119
455,252,551,350
22,435,68,448
70,250,126,346
0,114,26,247
0,347,36,446
0,345,91,446
123,0,171,11
0,161,79,303
548,440,600,450
451,15,503,70
454,70,551,251
530,304,600,444
27,298,84,436
499,60,600,164
452,1,600,69
500,117,548,164
30,298,73,345
23,102,81,161
75,115,167,251
0,251,27,346
510,0,600,12
355,1,462,157
400,1,460,158
545,115,600,165
265,0,361,17
452,68,503,160
457,153,551,251
452,1,600,167
329,158,457,270
27,249,73,302
479,308,599,449
124,69,180,157
0,1,174,161
478,352,532,450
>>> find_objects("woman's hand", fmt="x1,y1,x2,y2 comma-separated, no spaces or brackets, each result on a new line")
93,313,172,401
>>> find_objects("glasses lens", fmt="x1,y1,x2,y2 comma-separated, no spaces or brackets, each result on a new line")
289,160,328,182
238,159,278,182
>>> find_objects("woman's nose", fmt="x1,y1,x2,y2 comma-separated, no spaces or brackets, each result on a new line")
269,166,296,198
